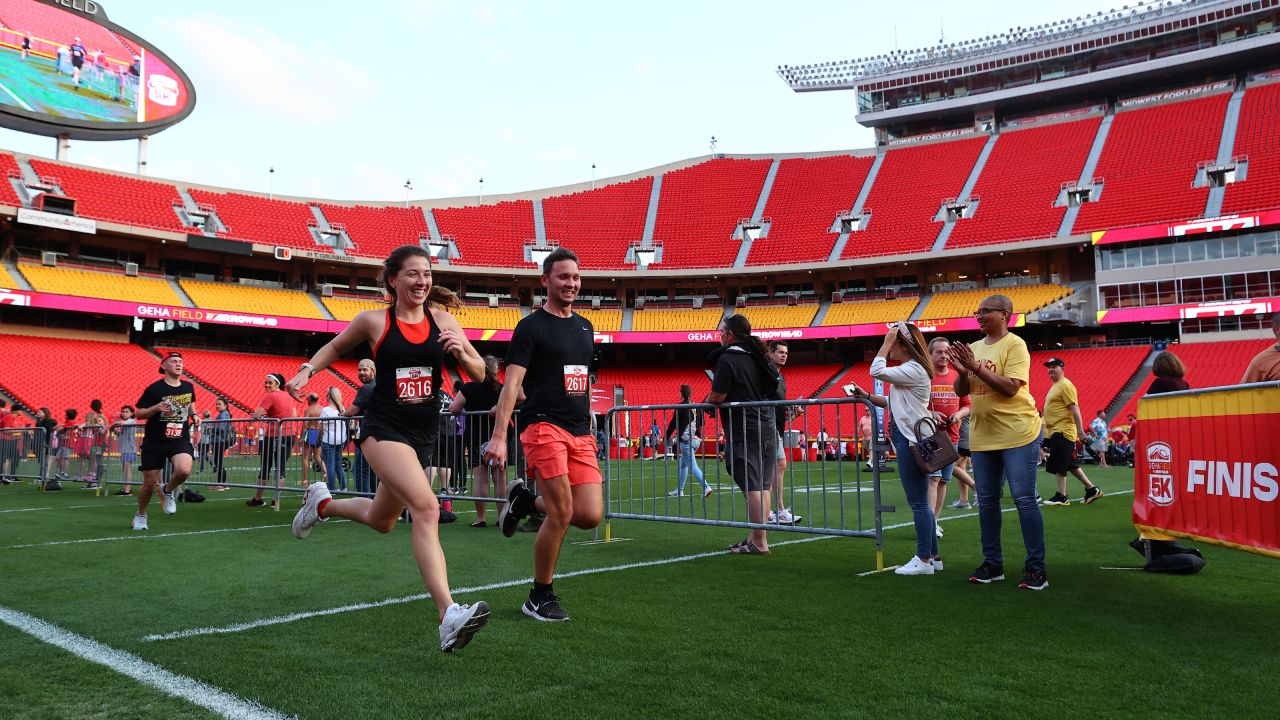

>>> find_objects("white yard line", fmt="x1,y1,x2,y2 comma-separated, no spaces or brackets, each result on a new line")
0,605,293,720
0,523,290,550
0,79,34,111
0,496,254,514
142,534,835,643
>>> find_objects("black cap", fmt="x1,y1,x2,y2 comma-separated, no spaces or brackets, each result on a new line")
1043,357,1065,368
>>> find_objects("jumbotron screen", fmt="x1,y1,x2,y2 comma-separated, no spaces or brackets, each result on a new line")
0,0,194,139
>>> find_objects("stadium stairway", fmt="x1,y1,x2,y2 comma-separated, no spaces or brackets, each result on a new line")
621,306,633,331
827,152,884,262
641,175,662,246
734,160,781,267
167,279,197,307
1,258,33,291
1204,83,1247,219
811,299,831,326
309,293,336,320
808,364,852,398
908,292,933,321
931,133,998,253
1105,346,1159,421
1058,110,1115,238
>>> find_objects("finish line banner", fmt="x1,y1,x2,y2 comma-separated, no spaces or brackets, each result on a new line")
1134,382,1280,558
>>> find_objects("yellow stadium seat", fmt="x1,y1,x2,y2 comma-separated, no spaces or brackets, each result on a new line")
631,308,725,332
573,309,623,332
919,284,1071,321
19,263,184,306
0,264,17,290
821,297,922,326
452,306,523,330
322,296,386,322
734,305,818,329
180,279,326,319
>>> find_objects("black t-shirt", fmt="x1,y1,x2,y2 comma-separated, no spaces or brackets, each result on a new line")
137,379,197,446
460,380,501,446
711,346,777,441
1147,377,1191,395
506,308,595,436
351,380,376,412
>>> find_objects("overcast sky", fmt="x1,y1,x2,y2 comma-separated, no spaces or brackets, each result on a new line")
0,0,1123,202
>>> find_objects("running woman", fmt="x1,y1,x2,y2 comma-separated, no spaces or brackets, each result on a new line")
484,247,604,623
132,352,197,531
286,245,490,652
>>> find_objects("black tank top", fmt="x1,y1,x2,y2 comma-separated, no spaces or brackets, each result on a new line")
366,307,445,441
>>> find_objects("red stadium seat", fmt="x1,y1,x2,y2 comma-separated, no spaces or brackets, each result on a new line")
649,158,772,269
0,335,169,420
30,160,188,232
947,117,1101,249
1112,340,1273,421
1074,93,1229,233
842,136,988,259
1222,82,1280,216
749,156,876,266
316,203,428,260
435,200,535,269
0,153,20,207
543,177,652,270
188,189,326,251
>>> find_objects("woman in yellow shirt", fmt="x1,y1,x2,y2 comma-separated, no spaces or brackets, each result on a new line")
950,294,1047,591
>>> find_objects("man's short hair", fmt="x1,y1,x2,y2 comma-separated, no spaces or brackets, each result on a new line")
768,340,789,352
928,337,950,349
542,247,580,275
357,359,375,370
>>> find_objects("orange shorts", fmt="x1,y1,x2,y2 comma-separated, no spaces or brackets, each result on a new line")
519,422,601,486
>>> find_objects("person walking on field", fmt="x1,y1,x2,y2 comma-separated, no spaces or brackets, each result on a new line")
949,294,1048,591
484,248,605,622
287,244,491,652
1039,358,1102,507
665,384,712,499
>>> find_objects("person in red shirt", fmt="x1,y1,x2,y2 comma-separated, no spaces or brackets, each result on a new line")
926,338,973,524
0,400,27,484
247,373,297,507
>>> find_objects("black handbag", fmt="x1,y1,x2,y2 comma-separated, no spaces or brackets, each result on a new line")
912,416,960,474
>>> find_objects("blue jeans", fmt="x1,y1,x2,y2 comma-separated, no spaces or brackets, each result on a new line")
322,442,347,491
353,445,372,495
891,425,938,561
971,431,1045,572
676,441,708,492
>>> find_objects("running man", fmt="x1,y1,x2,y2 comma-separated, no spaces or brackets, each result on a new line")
69,38,86,88
286,245,490,652
484,247,604,623
132,352,196,531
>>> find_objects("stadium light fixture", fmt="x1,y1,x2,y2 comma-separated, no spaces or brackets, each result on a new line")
403,180,413,208
269,166,275,200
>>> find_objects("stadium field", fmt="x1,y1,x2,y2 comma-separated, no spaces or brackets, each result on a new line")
2,461,1278,720
0,50,134,122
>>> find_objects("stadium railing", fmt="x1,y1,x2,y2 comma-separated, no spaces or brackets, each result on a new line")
603,396,890,568
1,427,48,486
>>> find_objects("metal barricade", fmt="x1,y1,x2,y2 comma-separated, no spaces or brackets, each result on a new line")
604,396,888,564
0,426,48,485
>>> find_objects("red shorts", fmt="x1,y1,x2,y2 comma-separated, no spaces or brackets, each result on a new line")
519,422,601,486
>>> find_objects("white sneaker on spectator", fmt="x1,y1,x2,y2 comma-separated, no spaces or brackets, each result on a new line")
948,499,971,509
936,524,944,538
894,556,935,575
439,601,490,652
767,510,777,523
132,514,148,531
160,485,176,515
702,486,714,499
666,489,681,497
292,482,331,539
776,508,799,525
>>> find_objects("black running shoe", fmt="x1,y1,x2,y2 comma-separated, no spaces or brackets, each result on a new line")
522,594,570,622
1042,492,1070,506
1082,486,1104,504
969,561,1005,584
1019,566,1049,591
499,480,533,537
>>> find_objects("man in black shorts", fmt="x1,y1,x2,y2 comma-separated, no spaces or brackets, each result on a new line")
132,351,197,531
485,247,603,622
70,37,86,88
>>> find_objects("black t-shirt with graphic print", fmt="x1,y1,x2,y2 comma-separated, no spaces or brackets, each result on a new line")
137,379,197,447
506,308,595,436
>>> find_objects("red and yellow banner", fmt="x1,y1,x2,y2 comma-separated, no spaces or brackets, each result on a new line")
1133,383,1280,558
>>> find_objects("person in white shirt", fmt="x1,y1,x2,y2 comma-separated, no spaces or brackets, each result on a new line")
319,387,348,492
846,323,938,576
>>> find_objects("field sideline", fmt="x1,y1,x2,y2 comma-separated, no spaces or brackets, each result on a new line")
2,463,1278,719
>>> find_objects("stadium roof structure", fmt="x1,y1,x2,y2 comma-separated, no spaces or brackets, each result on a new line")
778,0,1280,129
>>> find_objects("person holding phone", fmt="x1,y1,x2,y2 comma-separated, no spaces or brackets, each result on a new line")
847,323,938,575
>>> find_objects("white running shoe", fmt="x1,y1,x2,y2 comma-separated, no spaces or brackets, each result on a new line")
292,482,331,540
439,601,490,652
132,514,148,531
160,485,176,515
932,557,944,571
775,508,798,525
936,524,944,538
666,489,681,497
767,510,777,523
703,486,714,499
894,556,935,576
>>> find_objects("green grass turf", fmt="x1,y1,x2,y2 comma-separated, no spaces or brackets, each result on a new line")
1,461,1278,719
0,49,135,122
